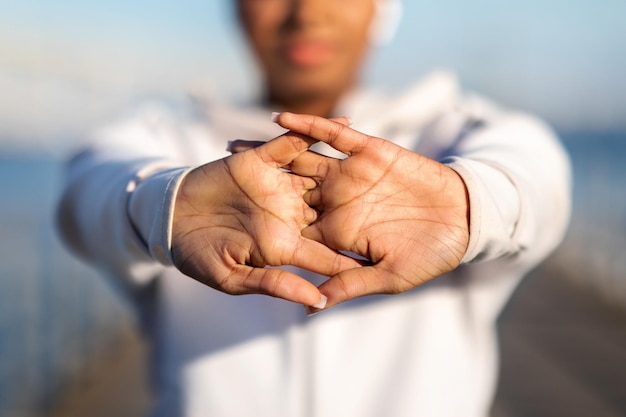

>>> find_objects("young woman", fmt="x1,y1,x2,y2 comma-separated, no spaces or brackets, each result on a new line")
58,1,571,415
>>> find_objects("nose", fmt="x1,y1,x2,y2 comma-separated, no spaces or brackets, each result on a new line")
286,0,330,28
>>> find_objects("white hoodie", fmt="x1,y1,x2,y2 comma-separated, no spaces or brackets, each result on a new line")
58,72,571,417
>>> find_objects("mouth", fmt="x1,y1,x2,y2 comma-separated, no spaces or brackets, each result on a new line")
281,40,335,68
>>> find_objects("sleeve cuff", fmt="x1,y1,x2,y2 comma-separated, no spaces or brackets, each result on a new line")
127,164,195,266
443,157,521,263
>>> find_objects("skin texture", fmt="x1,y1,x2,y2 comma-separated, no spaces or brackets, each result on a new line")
236,0,376,117
172,118,361,307
273,113,470,311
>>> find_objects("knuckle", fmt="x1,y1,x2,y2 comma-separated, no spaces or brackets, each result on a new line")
259,270,284,295
285,133,305,153
327,123,344,143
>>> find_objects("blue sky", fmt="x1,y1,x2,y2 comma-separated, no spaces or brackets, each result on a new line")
1,0,625,149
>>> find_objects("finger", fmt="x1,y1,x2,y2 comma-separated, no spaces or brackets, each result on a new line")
290,237,361,278
256,131,317,167
288,149,334,180
233,265,326,307
276,113,351,127
275,112,371,155
301,222,325,244
328,116,353,127
310,267,391,312
301,224,371,262
255,114,351,166
290,172,317,191
227,140,266,154
303,188,322,208
303,205,318,225
271,111,350,123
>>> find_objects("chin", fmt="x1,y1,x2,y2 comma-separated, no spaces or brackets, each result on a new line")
272,71,348,100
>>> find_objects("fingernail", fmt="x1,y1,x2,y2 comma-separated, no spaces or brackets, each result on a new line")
304,294,327,317
346,117,353,126
226,141,233,152
271,112,281,123
313,294,327,309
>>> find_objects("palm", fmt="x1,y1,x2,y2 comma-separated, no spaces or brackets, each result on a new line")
178,156,304,268
311,140,467,283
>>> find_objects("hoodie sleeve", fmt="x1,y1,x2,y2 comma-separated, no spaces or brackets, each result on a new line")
440,99,572,268
56,104,196,287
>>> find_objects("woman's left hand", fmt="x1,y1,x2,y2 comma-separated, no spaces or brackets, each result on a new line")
274,112,471,312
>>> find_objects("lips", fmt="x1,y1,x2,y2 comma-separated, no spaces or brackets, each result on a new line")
282,40,335,67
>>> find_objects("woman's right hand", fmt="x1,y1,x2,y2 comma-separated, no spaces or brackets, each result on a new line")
171,129,361,308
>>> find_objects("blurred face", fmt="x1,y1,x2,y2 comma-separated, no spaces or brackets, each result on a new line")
237,0,377,107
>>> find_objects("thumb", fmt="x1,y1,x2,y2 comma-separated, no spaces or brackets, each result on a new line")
274,112,369,156
256,114,354,166
306,267,391,314
255,132,317,167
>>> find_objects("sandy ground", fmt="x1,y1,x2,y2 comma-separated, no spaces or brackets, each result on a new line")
48,324,153,417
492,261,626,417
44,255,626,417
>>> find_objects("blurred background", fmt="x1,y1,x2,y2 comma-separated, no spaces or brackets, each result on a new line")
1,0,625,416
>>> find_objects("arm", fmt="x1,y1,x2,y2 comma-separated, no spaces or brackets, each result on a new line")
57,107,360,306
273,111,571,311
441,110,571,266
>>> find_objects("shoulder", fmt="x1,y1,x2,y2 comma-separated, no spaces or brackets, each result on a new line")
85,95,215,161
347,71,462,138
94,95,200,141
